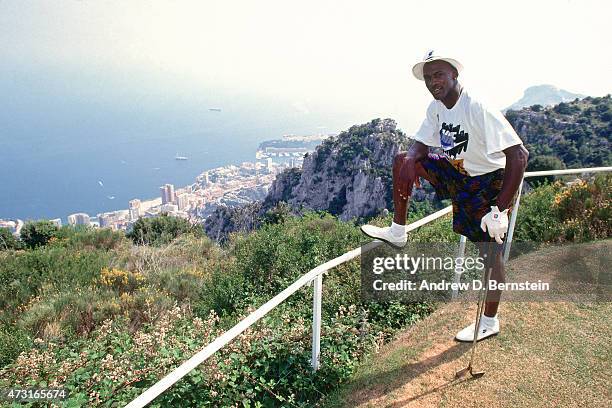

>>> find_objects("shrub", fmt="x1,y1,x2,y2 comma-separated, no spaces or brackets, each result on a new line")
52,225,128,251
99,267,145,293
0,324,31,368
526,155,566,186
127,214,203,246
20,220,59,249
514,182,565,242
0,246,112,311
515,175,612,243
553,175,611,241
0,228,22,250
230,211,362,295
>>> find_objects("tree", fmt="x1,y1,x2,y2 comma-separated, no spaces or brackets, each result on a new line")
527,155,566,185
263,202,293,225
20,220,59,249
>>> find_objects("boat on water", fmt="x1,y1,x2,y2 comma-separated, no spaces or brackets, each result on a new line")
175,153,188,160
208,108,222,112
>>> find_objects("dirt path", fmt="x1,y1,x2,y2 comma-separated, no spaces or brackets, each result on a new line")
323,242,611,408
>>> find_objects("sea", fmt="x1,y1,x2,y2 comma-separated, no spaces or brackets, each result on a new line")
1,69,360,223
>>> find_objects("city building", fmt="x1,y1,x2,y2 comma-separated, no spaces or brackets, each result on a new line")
98,213,115,228
176,193,190,211
160,184,175,205
129,199,142,221
160,203,178,214
67,213,91,226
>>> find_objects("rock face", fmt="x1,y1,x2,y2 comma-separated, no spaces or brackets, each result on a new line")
203,201,263,243
264,118,411,221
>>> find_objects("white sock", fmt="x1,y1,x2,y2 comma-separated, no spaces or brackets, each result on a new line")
390,222,406,237
481,314,498,328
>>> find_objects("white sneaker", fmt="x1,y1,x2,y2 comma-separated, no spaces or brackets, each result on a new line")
455,315,500,342
360,224,407,248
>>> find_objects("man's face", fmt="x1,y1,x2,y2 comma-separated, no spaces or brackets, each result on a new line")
422,60,457,101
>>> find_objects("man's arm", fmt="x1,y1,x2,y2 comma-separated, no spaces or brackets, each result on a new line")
496,144,529,211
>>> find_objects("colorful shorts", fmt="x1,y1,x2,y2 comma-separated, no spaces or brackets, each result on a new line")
420,154,507,243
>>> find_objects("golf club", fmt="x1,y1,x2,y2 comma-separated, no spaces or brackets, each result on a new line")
455,240,495,379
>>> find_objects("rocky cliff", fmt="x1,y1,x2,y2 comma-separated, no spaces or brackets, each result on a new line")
264,118,411,221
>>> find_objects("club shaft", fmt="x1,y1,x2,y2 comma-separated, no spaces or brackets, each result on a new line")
468,241,494,369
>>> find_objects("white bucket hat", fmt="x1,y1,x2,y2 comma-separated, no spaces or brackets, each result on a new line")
412,49,463,81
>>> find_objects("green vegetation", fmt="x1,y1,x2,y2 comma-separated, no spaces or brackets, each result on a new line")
514,174,611,242
0,212,439,407
0,175,609,406
20,220,60,249
0,227,22,250
505,95,611,169
127,213,203,245
526,154,566,185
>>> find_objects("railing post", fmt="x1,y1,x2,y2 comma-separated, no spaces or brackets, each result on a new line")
452,235,467,299
503,179,524,263
311,274,323,371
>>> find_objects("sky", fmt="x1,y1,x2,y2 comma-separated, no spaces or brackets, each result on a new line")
2,0,611,134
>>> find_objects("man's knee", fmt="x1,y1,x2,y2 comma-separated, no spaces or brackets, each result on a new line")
393,152,408,171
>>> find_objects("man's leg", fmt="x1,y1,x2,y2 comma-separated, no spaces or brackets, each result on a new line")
481,241,505,317
362,152,455,247
456,241,503,342
360,152,432,247
455,169,507,342
392,152,430,225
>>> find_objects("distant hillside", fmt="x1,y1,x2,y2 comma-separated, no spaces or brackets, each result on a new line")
257,137,326,151
505,84,586,112
505,95,611,168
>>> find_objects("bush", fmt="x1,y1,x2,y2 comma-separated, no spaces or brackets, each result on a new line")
0,325,31,368
0,228,22,250
526,155,566,186
127,214,203,246
20,220,59,249
515,175,612,243
52,225,128,251
0,246,112,311
231,211,362,295
514,182,565,242
553,174,611,241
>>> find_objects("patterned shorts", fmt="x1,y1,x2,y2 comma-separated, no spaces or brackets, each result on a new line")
420,154,508,243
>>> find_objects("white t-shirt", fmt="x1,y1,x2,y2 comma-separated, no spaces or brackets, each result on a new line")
412,89,523,176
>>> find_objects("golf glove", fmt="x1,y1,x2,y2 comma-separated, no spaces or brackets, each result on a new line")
480,206,509,244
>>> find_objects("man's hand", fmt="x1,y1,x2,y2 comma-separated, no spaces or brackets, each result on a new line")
480,206,509,244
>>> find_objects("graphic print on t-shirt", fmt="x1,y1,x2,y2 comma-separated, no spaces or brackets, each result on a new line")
440,122,469,159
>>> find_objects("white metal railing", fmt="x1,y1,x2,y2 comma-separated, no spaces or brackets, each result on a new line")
126,166,610,408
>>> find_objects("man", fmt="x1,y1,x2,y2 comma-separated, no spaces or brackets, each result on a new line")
361,50,529,341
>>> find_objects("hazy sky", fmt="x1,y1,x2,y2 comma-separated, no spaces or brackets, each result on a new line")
2,0,611,133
